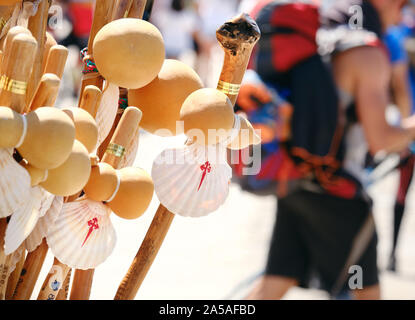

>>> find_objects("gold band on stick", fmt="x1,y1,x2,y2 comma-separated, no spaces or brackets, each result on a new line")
106,143,126,158
217,81,241,95
0,76,28,95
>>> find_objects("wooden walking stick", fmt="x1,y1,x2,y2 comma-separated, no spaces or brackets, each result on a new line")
0,4,17,37
114,13,261,300
78,0,115,100
56,268,71,300
12,238,48,300
0,32,37,300
5,246,25,299
25,44,68,113
69,105,143,300
96,0,147,160
26,0,52,106
10,47,70,300
0,26,31,77
69,1,148,300
38,106,147,300
11,86,100,301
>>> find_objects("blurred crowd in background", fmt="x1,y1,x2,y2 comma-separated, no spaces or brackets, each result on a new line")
49,0,259,91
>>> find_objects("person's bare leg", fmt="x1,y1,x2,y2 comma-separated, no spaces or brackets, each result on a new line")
350,284,381,300
245,275,298,300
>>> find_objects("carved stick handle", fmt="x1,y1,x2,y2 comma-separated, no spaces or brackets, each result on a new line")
43,44,69,79
0,26,31,76
101,106,142,169
216,13,260,105
0,32,37,113
27,73,60,112
79,85,103,119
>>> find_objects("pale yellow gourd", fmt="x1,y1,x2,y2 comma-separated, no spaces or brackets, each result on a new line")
93,18,165,89
83,162,118,202
106,167,154,220
17,107,76,170
128,59,203,136
62,107,98,153
40,140,91,196
180,88,235,145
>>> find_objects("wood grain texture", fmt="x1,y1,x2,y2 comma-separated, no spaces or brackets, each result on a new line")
26,0,52,105
0,218,8,300
126,0,147,19
101,106,142,168
0,5,16,36
114,205,174,300
69,269,94,300
216,13,260,105
12,238,48,300
79,85,103,118
27,73,60,112
0,32,37,113
43,45,69,79
5,247,25,300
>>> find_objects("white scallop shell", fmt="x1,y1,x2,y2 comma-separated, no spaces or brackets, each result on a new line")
0,148,31,218
25,196,64,252
8,245,25,274
46,199,116,270
152,142,232,217
4,186,54,255
95,82,119,148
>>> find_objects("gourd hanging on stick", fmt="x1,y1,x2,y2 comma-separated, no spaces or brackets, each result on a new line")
114,13,261,300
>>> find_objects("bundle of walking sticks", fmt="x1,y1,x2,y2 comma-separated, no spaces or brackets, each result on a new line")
0,0,261,300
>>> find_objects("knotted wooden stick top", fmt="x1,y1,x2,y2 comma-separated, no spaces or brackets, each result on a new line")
216,13,260,106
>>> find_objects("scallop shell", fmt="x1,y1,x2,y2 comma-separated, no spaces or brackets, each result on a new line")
46,199,116,270
8,245,25,274
95,82,119,148
0,148,31,218
25,196,64,252
152,142,232,217
4,186,54,255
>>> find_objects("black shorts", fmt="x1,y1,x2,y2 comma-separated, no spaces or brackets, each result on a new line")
265,188,379,295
